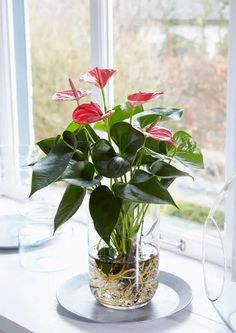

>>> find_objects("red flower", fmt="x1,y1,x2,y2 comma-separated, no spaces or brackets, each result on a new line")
79,67,117,89
135,116,175,146
127,92,163,107
145,126,174,143
52,89,89,101
72,102,112,124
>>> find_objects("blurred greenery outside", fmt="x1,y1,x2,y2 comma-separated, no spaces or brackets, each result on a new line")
28,0,229,229
161,201,224,229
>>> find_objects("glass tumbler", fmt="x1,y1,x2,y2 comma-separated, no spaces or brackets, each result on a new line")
203,174,236,332
18,222,73,272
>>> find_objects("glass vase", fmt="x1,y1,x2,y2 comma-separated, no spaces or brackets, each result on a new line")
88,202,160,310
203,174,236,331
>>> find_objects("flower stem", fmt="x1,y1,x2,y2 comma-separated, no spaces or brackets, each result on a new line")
146,116,161,132
101,87,107,113
129,108,134,124
100,87,111,143
69,78,79,106
85,127,95,143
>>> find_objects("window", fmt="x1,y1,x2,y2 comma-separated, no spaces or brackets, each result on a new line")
0,0,235,263
113,0,229,260
28,0,91,141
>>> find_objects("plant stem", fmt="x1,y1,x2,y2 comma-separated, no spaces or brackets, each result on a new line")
139,204,149,246
85,127,95,143
101,88,107,113
129,108,134,124
69,78,80,106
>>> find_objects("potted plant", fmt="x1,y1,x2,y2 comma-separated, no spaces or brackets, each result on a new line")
30,67,203,309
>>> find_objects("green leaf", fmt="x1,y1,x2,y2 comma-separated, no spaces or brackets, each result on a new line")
89,186,122,245
63,131,77,149
60,160,101,187
93,121,107,132
37,137,58,155
54,184,86,232
94,104,144,132
92,139,130,178
73,128,91,159
150,160,191,179
64,121,81,133
133,108,184,128
172,131,204,169
30,142,74,197
145,137,169,155
135,147,174,166
160,178,176,188
64,175,102,187
84,124,100,142
110,122,144,161
113,170,177,206
61,160,94,180
95,247,115,276
109,103,144,127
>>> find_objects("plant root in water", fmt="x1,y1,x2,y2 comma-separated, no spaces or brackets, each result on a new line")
89,247,159,309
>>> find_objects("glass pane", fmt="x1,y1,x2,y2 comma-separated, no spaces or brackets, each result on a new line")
28,0,91,141
113,0,229,236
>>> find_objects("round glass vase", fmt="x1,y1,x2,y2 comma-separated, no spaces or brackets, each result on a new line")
88,203,160,310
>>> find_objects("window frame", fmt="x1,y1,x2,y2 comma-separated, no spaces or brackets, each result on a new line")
0,0,235,263
224,0,236,275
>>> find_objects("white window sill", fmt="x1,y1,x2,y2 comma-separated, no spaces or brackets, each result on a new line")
0,196,229,332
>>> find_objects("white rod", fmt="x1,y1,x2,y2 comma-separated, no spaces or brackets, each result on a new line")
224,0,236,280
89,0,114,108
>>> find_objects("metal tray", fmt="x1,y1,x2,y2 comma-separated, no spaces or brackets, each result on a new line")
57,271,192,323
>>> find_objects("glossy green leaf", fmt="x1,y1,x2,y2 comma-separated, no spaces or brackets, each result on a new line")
93,121,107,132
172,131,204,169
133,108,184,128
30,142,74,197
160,178,176,188
145,137,169,155
89,186,122,245
92,139,130,178
60,160,101,187
95,247,115,276
61,160,94,180
63,130,77,149
135,147,174,166
94,104,144,132
84,124,100,142
113,170,177,206
110,122,145,161
110,103,144,126
64,175,102,187
150,160,191,179
54,184,86,232
37,137,58,155
64,121,81,133
73,128,91,159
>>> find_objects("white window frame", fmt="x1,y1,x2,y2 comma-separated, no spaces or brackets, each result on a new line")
224,0,236,274
0,0,235,264
0,0,33,199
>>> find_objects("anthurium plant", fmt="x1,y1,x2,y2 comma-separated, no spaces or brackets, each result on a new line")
30,67,204,255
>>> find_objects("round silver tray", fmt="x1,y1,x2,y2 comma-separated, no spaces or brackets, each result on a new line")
57,271,192,323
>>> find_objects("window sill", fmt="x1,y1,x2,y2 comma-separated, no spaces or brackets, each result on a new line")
0,195,229,332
